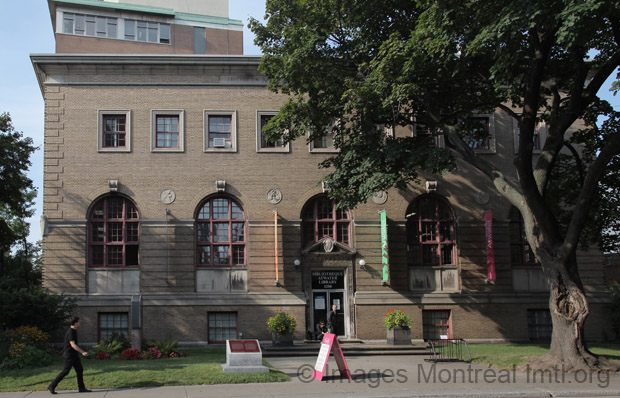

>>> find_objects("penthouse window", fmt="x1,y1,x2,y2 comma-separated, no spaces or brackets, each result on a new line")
196,197,246,267
62,12,118,39
124,20,170,44
89,196,139,268
151,110,184,152
98,111,131,152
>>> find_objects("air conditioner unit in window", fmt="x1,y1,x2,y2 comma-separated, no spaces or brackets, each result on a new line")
213,138,227,148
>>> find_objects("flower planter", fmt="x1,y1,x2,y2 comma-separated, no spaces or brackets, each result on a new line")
272,332,294,346
387,326,411,345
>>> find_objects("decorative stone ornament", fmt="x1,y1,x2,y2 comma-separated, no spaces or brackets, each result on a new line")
475,190,490,205
372,191,388,205
425,180,438,193
216,180,226,192
108,179,119,192
160,189,176,205
322,237,335,253
267,188,282,204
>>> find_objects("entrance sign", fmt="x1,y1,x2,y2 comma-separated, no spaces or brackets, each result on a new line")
313,333,351,381
380,210,389,283
483,210,496,281
312,270,345,289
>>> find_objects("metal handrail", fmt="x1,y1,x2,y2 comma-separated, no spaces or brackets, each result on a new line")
426,338,472,363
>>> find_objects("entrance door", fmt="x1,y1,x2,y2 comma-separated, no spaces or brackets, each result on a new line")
311,269,346,337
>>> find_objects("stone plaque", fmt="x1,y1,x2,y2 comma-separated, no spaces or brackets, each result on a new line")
267,188,282,204
372,191,388,205
475,190,489,205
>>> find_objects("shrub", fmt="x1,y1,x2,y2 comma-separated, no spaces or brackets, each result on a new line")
92,332,131,358
0,325,53,369
9,325,51,350
610,281,620,339
119,348,143,360
2,343,53,369
144,334,178,356
267,311,297,335
144,346,163,359
384,309,413,329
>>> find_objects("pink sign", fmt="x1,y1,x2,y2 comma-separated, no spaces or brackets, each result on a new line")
484,210,496,281
312,333,351,381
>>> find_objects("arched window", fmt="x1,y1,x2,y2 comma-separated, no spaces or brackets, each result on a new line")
89,195,139,267
406,195,455,266
196,197,245,266
509,207,537,266
302,195,351,248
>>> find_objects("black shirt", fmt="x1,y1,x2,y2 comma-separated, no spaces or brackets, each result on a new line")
63,327,78,357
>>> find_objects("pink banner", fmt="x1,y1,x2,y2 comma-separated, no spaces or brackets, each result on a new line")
484,210,496,281
312,333,351,381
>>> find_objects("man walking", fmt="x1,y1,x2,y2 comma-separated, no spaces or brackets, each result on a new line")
327,304,337,334
48,317,92,394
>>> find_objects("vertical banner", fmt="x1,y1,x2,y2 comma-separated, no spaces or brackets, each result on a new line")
484,210,496,281
274,210,279,283
380,210,389,283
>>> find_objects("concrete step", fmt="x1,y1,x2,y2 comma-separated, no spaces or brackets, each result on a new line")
261,342,432,357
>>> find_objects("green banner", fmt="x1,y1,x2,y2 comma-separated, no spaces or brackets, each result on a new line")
380,210,389,282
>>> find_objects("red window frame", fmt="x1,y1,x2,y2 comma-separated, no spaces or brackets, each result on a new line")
98,312,128,342
302,196,351,248
422,310,452,340
406,195,455,266
207,115,232,149
207,312,238,343
196,197,246,267
102,114,126,148
89,196,140,268
509,207,537,266
527,309,552,341
155,115,179,148
260,114,285,149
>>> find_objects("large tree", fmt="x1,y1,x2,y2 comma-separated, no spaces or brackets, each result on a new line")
250,0,620,371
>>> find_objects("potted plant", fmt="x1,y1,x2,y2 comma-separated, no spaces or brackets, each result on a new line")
267,311,296,346
384,309,412,345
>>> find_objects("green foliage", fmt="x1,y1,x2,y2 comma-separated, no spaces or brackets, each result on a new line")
144,335,179,356
1,343,54,370
384,309,413,329
266,312,297,335
610,281,620,339
1,326,53,370
93,332,131,357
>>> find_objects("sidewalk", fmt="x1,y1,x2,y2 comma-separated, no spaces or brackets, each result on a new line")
2,355,619,398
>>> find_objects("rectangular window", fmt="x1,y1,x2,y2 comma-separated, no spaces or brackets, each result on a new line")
98,110,131,152
98,313,128,341
527,309,552,341
464,117,491,150
423,310,451,340
208,312,238,343
194,27,206,54
204,111,237,152
257,111,289,152
62,12,117,39
310,132,337,153
514,119,546,153
151,110,184,152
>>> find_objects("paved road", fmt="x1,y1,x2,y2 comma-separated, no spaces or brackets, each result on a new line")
2,355,619,397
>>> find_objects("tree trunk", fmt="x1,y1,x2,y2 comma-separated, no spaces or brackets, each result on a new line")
527,256,619,372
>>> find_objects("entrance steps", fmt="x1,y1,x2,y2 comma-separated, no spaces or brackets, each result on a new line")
261,340,432,357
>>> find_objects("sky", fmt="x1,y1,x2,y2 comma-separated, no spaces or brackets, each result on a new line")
0,0,619,246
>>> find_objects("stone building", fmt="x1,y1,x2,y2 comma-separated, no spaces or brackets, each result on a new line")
33,0,613,346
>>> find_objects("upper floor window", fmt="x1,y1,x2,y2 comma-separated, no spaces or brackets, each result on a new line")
462,115,496,153
124,19,170,44
204,111,237,152
89,196,139,267
63,12,117,39
151,110,184,152
406,195,455,266
413,121,445,148
196,197,246,267
257,111,289,152
98,110,131,152
302,196,351,248
514,119,547,153
509,207,537,266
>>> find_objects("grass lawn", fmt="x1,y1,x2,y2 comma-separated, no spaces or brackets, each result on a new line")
468,342,620,369
0,349,289,392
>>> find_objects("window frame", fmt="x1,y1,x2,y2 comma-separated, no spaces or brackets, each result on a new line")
412,120,445,148
207,312,238,344
62,11,118,39
195,196,246,268
513,118,547,154
463,114,496,153
98,312,129,342
406,195,456,267
302,195,351,248
204,110,237,152
422,310,452,341
527,309,552,342
509,207,538,267
256,111,290,153
151,110,184,152
88,195,140,268
98,110,131,152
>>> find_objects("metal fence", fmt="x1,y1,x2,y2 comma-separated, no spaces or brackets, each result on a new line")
426,339,472,363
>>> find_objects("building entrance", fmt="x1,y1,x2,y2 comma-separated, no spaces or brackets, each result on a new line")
311,270,346,337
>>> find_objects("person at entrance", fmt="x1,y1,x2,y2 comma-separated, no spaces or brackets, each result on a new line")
48,317,91,394
315,320,327,340
327,304,337,334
